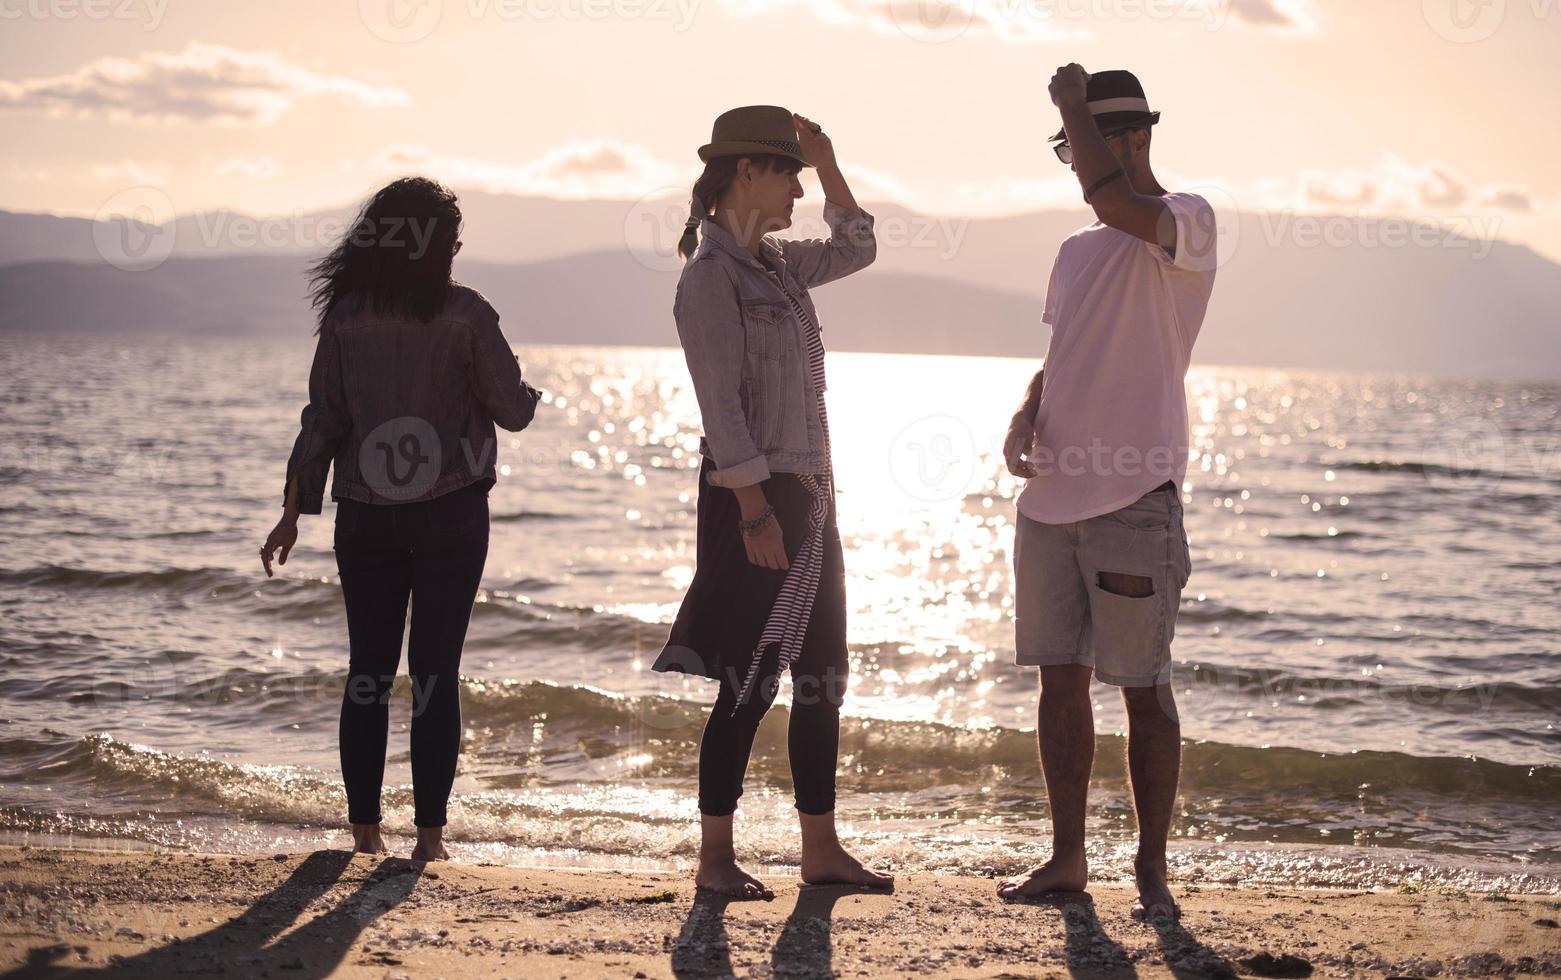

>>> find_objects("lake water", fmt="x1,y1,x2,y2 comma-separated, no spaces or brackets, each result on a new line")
1,336,1557,892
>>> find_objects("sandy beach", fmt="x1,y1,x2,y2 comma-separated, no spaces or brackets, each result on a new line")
1,844,1558,978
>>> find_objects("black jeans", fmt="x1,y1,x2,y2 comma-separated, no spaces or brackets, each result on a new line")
698,641,846,817
333,480,489,828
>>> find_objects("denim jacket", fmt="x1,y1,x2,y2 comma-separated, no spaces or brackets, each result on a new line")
283,283,542,514
674,203,875,487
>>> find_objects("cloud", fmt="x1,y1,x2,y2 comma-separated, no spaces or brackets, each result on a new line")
1418,165,1468,208
1478,187,1536,214
0,43,408,126
83,159,171,187
366,141,690,199
215,157,285,179
1302,172,1378,207
1271,156,1540,222
1226,0,1320,33
713,0,1317,42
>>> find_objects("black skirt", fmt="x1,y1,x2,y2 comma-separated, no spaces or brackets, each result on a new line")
653,456,847,689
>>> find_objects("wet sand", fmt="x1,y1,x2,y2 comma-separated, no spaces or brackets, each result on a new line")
1,844,1558,978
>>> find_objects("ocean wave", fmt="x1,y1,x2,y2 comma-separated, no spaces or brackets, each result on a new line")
1330,460,1535,482
490,510,574,523
7,680,1553,808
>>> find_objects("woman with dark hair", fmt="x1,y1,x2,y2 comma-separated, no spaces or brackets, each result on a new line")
654,107,891,897
259,176,542,862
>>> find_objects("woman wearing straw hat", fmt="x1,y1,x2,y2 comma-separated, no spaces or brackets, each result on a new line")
652,106,892,897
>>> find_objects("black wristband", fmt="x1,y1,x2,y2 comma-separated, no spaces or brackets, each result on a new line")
1085,167,1126,198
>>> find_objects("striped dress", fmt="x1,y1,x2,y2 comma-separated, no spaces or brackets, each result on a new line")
729,273,835,711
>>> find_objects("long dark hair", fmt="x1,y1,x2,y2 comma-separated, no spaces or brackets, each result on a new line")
676,154,803,260
308,176,462,332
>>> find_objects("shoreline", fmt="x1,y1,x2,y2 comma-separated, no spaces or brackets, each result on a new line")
3,845,1559,978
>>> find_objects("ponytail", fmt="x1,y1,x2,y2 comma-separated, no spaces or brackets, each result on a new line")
675,153,801,261
676,193,705,260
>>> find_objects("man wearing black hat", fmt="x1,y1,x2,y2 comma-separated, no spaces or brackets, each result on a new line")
998,65,1219,922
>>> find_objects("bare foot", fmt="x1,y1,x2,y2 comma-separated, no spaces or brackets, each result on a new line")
696,856,773,900
800,842,893,889
410,828,449,862
409,841,449,862
350,823,385,855
1130,854,1179,922
996,853,1088,900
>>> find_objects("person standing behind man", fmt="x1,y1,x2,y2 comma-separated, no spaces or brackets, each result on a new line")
997,67,1218,921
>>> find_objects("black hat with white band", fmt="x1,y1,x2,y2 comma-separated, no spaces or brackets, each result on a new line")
1049,69,1161,142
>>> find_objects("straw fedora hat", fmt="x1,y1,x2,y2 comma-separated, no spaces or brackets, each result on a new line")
697,105,813,168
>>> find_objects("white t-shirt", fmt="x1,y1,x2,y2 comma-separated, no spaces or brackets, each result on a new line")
1016,191,1218,525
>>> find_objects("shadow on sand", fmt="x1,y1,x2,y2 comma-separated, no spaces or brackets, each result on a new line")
1011,890,1241,979
671,889,740,979
770,882,874,979
671,882,880,979
7,849,424,980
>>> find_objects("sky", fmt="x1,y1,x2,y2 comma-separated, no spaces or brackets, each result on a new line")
2,0,1559,262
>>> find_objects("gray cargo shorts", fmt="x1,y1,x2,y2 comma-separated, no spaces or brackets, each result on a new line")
1013,481,1192,687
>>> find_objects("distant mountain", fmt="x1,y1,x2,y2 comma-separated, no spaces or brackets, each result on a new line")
2,196,1559,379
0,251,1044,358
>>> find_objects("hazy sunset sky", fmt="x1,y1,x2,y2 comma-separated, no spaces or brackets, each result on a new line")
2,0,1558,261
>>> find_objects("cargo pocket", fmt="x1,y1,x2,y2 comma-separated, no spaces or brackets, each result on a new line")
1088,580,1166,680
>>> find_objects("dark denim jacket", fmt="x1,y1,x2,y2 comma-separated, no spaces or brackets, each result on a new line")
674,203,875,487
283,284,542,514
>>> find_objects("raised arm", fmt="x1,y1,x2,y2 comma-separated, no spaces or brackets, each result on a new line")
1050,64,1175,256
470,305,543,433
777,113,876,288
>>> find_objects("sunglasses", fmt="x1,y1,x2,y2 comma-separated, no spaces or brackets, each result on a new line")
1053,127,1140,165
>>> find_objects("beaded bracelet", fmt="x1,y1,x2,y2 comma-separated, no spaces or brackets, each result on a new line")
738,504,775,537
